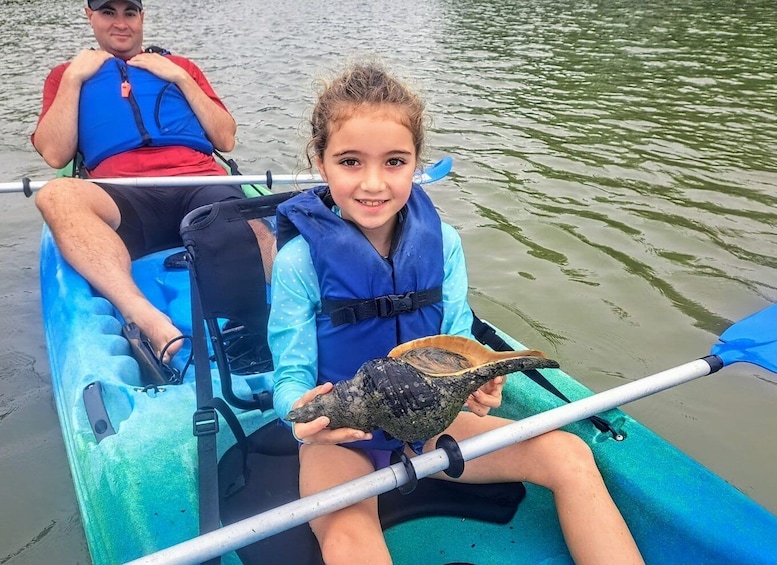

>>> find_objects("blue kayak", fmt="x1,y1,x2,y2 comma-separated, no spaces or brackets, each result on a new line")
40,225,777,565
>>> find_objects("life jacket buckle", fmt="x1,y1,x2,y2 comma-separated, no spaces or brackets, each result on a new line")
378,292,417,317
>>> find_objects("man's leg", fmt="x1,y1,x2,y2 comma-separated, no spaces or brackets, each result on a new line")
35,177,182,361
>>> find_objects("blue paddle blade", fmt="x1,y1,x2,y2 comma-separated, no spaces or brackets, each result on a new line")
415,156,453,184
710,303,777,373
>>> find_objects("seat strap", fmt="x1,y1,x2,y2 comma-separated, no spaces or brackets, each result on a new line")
203,397,252,499
190,262,221,565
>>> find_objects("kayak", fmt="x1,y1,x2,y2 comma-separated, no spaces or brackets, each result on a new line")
41,209,777,565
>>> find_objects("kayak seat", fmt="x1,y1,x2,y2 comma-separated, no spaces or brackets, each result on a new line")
218,420,527,565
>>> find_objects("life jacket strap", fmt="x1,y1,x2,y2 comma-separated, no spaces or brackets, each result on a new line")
322,287,443,327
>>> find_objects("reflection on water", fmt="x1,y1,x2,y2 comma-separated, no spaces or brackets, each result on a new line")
1,0,776,561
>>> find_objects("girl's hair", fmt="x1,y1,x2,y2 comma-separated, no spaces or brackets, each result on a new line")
306,63,426,168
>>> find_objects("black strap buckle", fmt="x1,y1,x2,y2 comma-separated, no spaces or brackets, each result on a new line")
193,407,219,436
377,292,417,317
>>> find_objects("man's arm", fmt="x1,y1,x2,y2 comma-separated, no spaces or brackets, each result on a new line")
128,53,236,152
33,50,115,169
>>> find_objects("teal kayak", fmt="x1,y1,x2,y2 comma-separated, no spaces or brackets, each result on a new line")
40,225,777,565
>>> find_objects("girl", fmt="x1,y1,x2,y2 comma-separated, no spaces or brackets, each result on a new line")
268,62,643,565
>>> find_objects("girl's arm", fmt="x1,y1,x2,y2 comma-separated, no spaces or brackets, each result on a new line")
440,223,474,337
440,223,503,415
268,237,321,422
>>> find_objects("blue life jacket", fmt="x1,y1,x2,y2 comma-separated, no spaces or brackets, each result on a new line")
277,184,445,451
77,57,213,169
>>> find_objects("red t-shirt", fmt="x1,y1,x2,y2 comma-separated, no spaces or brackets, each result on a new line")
32,54,230,178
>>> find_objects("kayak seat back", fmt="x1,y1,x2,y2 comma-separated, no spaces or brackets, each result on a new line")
218,419,526,565
181,192,295,409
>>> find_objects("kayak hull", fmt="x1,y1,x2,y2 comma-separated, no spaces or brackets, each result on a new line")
40,226,777,564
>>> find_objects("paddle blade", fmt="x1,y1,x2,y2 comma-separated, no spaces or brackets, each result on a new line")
710,304,777,373
415,156,453,184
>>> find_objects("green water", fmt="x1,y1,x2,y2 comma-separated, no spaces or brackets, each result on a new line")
0,0,775,562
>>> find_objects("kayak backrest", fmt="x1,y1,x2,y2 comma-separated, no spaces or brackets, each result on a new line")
181,192,296,410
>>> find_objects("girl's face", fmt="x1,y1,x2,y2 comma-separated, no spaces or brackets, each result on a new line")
316,107,417,251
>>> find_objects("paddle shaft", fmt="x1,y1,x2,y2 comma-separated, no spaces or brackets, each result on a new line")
125,355,722,565
0,173,319,194
0,156,453,194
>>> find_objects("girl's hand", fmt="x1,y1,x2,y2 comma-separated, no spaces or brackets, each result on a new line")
291,382,373,445
464,375,505,417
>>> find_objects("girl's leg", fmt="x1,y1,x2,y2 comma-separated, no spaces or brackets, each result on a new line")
422,412,644,565
299,444,392,565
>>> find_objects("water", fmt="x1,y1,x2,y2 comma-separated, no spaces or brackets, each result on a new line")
1,0,775,562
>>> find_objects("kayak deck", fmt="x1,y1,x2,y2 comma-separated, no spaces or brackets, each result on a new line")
40,227,777,564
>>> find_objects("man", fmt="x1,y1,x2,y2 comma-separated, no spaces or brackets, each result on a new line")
32,0,242,364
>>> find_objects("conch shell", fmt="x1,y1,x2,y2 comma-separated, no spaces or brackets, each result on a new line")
285,335,559,443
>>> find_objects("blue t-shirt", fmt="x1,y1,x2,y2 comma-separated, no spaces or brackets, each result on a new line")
269,221,474,422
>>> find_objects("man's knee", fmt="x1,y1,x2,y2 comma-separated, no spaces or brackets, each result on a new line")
36,178,119,226
559,431,595,464
34,178,68,214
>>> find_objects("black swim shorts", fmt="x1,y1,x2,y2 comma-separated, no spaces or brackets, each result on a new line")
98,182,245,260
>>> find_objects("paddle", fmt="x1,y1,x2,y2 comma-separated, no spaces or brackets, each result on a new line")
125,304,777,565
0,156,454,195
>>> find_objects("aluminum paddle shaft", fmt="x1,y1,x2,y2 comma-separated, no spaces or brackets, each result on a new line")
0,173,318,194
0,157,454,194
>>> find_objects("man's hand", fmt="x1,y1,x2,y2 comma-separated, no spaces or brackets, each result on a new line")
127,52,236,151
64,49,115,84
33,49,115,167
127,52,188,84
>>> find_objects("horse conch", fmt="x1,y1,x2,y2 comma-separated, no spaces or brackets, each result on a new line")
285,335,560,443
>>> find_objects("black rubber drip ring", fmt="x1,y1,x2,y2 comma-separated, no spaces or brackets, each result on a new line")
395,449,418,495
436,434,465,478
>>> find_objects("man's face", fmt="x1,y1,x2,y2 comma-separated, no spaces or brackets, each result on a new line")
86,1,144,59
